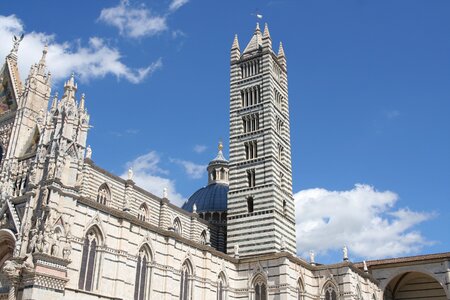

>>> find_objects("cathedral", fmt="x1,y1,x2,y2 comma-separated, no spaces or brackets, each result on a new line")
0,23,449,300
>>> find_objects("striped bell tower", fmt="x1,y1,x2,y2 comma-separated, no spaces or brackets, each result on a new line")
227,23,296,257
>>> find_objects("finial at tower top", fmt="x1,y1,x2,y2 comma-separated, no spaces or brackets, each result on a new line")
255,22,260,32
38,44,48,66
231,34,240,50
278,41,285,57
10,34,24,55
218,141,223,151
263,23,271,39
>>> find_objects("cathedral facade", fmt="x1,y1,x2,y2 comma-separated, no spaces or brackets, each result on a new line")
0,24,449,300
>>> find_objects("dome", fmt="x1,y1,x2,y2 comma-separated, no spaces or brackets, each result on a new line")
182,183,228,213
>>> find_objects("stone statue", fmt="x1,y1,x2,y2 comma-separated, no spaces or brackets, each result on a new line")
163,187,168,199
11,34,24,54
363,260,368,272
35,232,44,253
193,203,197,214
85,145,92,159
27,229,38,253
206,228,211,246
2,259,22,278
234,244,239,258
127,168,133,180
62,242,72,260
309,250,315,265
51,232,60,257
343,245,348,261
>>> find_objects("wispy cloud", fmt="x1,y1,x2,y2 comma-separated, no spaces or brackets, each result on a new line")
122,151,186,206
169,0,189,12
170,158,206,179
193,144,207,154
98,0,167,39
0,14,161,84
295,184,435,260
109,129,140,137
384,110,400,120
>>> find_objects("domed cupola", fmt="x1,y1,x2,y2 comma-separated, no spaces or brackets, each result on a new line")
182,142,229,253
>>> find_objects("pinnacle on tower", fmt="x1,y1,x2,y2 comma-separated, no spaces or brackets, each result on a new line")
231,34,240,50
79,93,86,111
263,23,271,39
278,41,285,57
38,44,48,67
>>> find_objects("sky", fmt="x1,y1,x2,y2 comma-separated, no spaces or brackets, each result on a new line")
0,0,449,264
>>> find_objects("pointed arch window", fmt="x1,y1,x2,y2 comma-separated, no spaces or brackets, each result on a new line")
217,272,227,300
134,246,152,300
78,227,103,291
173,217,182,235
97,183,111,205
200,230,207,245
138,204,149,222
297,278,304,300
324,284,337,300
179,260,193,300
253,276,267,300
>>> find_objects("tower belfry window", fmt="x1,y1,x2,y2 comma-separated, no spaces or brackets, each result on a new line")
247,197,254,213
243,114,259,133
247,169,256,187
241,86,261,107
245,141,258,160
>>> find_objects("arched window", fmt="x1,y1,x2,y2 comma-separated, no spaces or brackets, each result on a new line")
297,278,304,300
173,217,182,235
217,272,227,300
247,197,254,213
179,260,193,300
97,183,111,205
253,276,267,300
134,245,152,300
138,204,148,222
78,227,103,291
324,284,338,300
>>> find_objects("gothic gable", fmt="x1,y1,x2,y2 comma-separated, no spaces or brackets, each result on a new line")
0,61,20,116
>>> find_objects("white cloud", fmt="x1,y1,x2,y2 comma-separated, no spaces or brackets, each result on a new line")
99,0,167,39
170,158,206,179
295,184,434,260
193,144,207,154
0,14,161,84
169,0,189,12
122,151,186,206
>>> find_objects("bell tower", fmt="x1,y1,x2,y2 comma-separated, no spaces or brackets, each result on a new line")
227,23,296,256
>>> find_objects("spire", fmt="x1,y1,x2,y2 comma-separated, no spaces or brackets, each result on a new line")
231,34,240,50
278,42,285,57
243,23,263,54
212,141,227,162
263,23,271,39
79,93,85,111
255,22,260,32
38,44,48,67
51,92,58,110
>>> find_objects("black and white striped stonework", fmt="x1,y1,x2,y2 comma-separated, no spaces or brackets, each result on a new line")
227,24,297,257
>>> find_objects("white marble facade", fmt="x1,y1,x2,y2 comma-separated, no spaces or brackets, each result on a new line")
0,25,448,300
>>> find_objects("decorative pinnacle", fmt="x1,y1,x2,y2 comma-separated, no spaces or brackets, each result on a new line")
255,22,260,32
263,23,271,39
278,42,285,57
231,34,240,50
79,93,86,110
39,44,48,66
218,141,223,151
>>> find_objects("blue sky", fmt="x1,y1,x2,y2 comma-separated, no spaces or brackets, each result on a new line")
1,0,449,264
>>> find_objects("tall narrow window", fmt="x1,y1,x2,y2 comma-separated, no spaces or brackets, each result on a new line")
254,279,267,300
200,230,207,245
97,183,111,205
324,285,337,300
173,217,182,235
245,141,257,160
277,144,284,163
297,279,304,300
138,204,148,222
217,272,227,300
134,246,152,300
247,169,256,188
78,228,102,291
180,261,193,300
247,197,254,213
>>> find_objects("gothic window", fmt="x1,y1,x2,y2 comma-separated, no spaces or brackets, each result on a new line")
138,204,148,222
179,260,193,300
243,113,260,133
247,169,256,188
173,217,182,235
254,277,267,300
297,278,304,300
324,284,338,300
277,143,284,163
275,116,283,135
283,200,287,214
247,197,254,213
78,227,103,291
241,59,260,79
97,183,111,205
134,246,152,300
217,272,227,300
274,89,283,109
220,168,226,180
245,141,257,160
